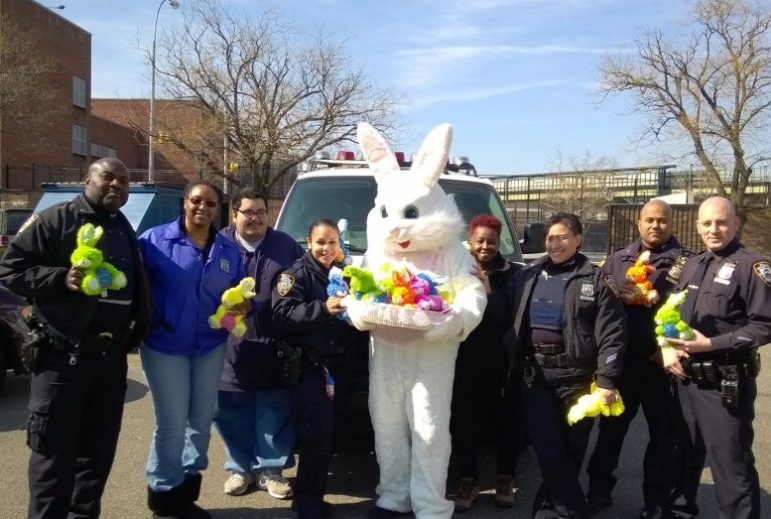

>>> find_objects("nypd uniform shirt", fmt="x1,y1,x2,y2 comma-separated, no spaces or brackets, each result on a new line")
677,238,771,353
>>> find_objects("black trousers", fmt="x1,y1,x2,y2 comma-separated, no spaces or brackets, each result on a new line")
586,356,680,506
289,360,346,519
451,371,520,479
27,347,128,519
664,377,759,519
522,370,592,519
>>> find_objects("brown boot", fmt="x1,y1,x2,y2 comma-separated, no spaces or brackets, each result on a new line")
454,477,479,513
494,474,515,509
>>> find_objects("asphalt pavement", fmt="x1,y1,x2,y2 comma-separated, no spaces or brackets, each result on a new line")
1,349,771,518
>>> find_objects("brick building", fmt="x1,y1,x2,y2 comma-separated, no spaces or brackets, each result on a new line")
0,0,209,207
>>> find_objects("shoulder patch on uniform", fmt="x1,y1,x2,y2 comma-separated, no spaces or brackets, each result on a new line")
16,214,39,236
752,261,771,287
276,273,296,296
603,274,620,298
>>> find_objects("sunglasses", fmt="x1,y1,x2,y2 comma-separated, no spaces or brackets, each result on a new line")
186,196,217,208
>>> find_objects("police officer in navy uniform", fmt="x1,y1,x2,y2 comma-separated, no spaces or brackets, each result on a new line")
662,196,771,519
271,218,359,519
506,212,626,519
0,158,151,519
586,199,693,518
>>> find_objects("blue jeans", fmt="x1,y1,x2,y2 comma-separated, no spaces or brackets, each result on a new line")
140,344,227,491
213,389,295,475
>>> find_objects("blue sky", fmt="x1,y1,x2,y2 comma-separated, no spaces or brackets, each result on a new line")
53,0,695,175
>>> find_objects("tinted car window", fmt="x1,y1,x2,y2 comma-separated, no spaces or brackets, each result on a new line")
6,211,32,234
277,175,521,262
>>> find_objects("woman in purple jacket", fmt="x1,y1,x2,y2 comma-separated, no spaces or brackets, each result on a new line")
139,180,245,519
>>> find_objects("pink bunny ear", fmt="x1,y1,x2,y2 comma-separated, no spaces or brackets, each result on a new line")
411,123,452,188
357,122,400,176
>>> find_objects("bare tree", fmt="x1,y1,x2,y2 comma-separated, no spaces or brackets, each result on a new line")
0,12,65,169
144,0,397,193
541,148,619,219
599,0,771,219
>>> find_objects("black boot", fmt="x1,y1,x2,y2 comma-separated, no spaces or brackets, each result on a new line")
147,486,182,519
178,474,211,519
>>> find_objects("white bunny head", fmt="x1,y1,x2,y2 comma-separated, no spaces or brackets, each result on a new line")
357,122,463,255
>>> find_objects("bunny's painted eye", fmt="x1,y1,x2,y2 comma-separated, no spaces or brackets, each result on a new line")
403,205,419,219
380,206,388,218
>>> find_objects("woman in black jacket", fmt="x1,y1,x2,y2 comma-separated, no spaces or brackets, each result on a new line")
451,214,522,512
271,218,354,519
507,212,626,519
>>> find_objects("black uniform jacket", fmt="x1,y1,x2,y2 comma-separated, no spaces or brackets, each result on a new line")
271,252,354,360
676,239,771,356
507,253,627,389
0,194,152,348
602,236,693,357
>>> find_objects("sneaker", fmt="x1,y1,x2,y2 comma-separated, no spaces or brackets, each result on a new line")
454,477,479,513
258,471,293,499
494,474,515,509
223,472,255,496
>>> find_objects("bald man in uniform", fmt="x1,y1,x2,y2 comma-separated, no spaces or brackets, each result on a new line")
662,196,771,519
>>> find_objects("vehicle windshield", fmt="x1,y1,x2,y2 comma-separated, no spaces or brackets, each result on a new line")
277,176,519,261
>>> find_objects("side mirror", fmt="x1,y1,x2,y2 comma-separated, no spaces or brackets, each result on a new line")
519,222,546,254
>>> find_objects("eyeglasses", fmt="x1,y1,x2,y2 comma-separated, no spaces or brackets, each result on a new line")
186,197,217,208
236,209,268,219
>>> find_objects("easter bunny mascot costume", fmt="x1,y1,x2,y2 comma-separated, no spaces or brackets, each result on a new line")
347,123,487,519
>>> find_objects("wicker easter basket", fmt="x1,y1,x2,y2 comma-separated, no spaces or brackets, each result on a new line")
346,299,453,330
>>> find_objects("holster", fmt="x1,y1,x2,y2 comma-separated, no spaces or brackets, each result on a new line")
276,340,303,385
20,313,55,372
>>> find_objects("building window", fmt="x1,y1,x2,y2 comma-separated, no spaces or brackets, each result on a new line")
91,143,117,158
72,125,87,155
73,76,87,108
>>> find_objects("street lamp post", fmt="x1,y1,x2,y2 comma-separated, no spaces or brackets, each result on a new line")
148,0,180,183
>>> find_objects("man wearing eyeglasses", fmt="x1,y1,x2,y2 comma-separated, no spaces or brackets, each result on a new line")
213,188,304,500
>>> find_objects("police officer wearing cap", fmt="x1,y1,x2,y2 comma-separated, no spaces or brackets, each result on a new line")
506,212,626,519
586,199,693,518
662,196,771,519
0,158,151,519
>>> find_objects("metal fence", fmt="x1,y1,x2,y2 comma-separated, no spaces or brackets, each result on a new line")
489,164,771,255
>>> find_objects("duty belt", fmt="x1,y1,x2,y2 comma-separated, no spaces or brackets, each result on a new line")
530,343,569,369
682,352,760,386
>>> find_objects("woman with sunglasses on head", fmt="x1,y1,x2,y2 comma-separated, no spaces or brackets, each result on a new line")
138,180,246,519
506,212,626,519
271,218,359,519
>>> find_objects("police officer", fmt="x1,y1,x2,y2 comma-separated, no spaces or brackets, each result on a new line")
506,212,626,519
271,218,357,519
586,200,692,518
661,196,771,519
0,158,151,519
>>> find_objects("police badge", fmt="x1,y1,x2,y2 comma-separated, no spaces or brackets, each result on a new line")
580,282,595,301
752,261,771,287
277,273,296,296
666,255,688,284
